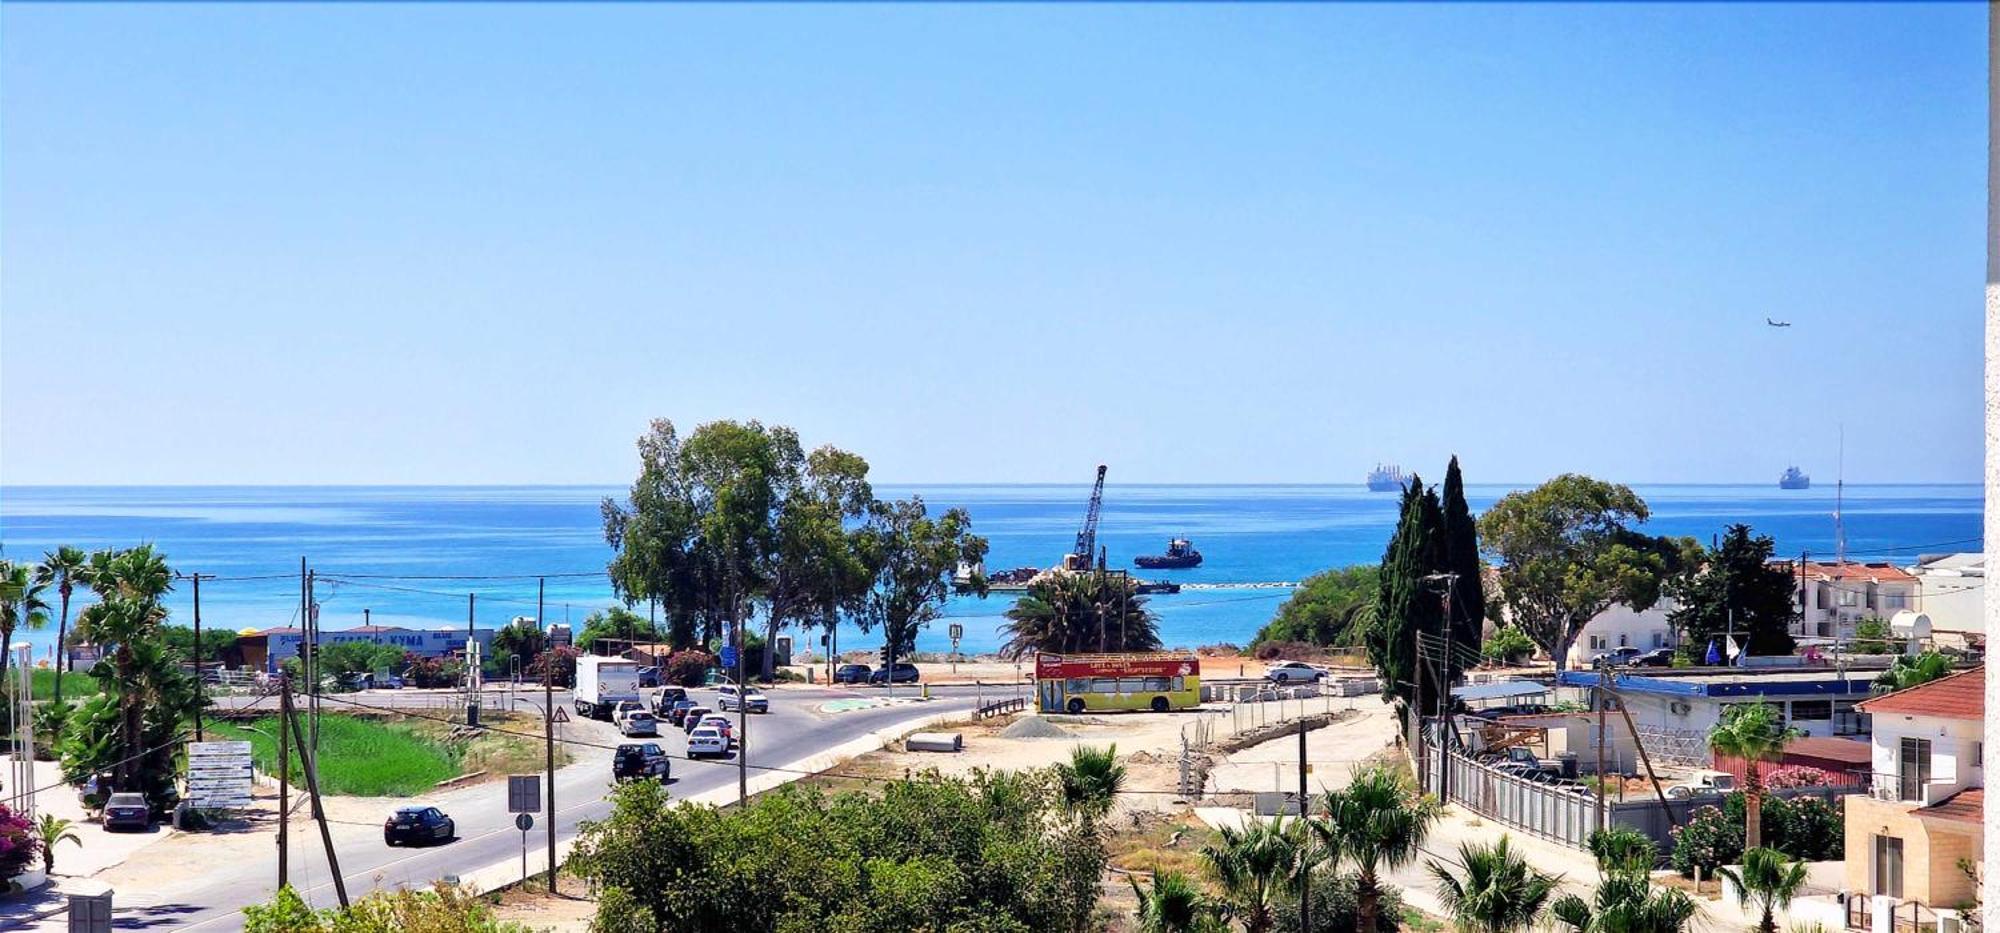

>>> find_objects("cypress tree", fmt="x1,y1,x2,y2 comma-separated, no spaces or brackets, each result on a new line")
1369,476,1445,725
1439,456,1486,686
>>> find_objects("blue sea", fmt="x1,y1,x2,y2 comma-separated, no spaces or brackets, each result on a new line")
0,484,1981,659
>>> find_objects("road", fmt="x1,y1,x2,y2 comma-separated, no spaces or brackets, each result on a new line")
106,683,996,931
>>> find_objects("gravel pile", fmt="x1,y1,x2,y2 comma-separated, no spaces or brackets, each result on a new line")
998,715,1074,739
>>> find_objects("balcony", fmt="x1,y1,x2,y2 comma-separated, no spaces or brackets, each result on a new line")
1867,772,1968,807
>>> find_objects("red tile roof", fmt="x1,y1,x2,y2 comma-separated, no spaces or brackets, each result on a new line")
1803,561,1917,584
1855,667,1983,720
1918,788,1983,825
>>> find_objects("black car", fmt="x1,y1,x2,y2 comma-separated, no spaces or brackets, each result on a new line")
868,663,920,685
384,806,455,846
833,664,872,685
612,743,671,782
102,792,151,832
1629,648,1676,667
664,699,698,727
637,667,662,689
651,686,689,715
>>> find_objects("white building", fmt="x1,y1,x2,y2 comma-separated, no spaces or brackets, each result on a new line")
1907,553,1986,647
1565,600,1678,668
1794,561,1920,641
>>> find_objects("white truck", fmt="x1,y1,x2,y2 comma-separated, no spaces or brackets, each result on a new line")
574,656,644,720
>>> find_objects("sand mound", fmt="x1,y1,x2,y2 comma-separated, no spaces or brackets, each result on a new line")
999,715,1074,739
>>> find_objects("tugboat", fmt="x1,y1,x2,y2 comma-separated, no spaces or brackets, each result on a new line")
1134,538,1203,570
1779,465,1811,490
1366,464,1407,492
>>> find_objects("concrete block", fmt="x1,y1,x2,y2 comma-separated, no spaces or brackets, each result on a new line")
906,732,964,753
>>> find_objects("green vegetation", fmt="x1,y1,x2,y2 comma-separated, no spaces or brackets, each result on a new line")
209,711,565,797
568,770,1104,933
1555,827,1696,933
1480,475,1693,671
34,814,79,873
1851,618,1898,655
35,545,89,700
1874,651,1953,693
1250,565,1378,651
1000,571,1162,658
0,559,52,677
31,669,97,701
1665,524,1798,659
1425,836,1557,933
63,545,198,809
161,624,240,664
244,883,527,933
1717,848,1808,933
1311,764,1440,933
1130,869,1226,933
1366,458,1488,727
1669,793,1842,878
571,606,653,654
1480,626,1535,665
1054,744,1125,820
1706,701,1800,851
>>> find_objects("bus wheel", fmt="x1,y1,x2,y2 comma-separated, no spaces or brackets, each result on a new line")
1066,698,1085,714
1150,696,1169,713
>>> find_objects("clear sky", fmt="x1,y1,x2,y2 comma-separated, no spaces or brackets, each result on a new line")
1,3,1983,486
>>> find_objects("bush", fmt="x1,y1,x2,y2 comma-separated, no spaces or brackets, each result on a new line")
1274,873,1404,933
663,650,717,688
0,805,36,880
1669,792,1845,876
1669,805,1739,878
528,646,578,687
1252,640,1317,661
1481,626,1535,664
244,883,525,932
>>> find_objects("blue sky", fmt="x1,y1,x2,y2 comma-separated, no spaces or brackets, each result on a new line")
1,3,1983,486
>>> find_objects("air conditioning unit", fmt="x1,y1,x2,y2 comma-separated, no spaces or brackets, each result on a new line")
1669,700,1692,716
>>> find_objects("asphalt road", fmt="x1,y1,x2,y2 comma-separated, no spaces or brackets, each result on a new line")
148,684,993,931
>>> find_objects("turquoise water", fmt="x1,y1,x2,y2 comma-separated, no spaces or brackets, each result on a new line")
0,483,1981,657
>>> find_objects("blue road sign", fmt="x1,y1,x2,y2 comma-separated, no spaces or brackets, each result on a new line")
721,645,739,670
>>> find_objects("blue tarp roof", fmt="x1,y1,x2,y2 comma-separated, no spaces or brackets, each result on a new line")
1452,681,1549,702
1555,670,1877,699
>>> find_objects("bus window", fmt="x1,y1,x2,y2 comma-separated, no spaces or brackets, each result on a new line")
1068,678,1089,693
1171,676,1185,691
1143,676,1170,692
1092,678,1119,694
1118,678,1146,694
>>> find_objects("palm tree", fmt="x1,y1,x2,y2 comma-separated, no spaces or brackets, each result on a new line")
1706,702,1798,850
37,546,89,694
0,560,52,678
1201,816,1310,933
1426,835,1558,933
34,814,80,873
1717,847,1808,933
1129,869,1223,933
71,546,174,792
1056,744,1125,819
1549,873,1699,933
1872,651,1952,694
999,570,1160,658
1585,826,1658,876
1311,764,1440,933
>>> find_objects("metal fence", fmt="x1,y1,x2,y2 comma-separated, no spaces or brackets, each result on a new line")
1439,744,1600,847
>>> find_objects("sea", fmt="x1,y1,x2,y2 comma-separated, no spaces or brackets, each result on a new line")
0,484,1982,660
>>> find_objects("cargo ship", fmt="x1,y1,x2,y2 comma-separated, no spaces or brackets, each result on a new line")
1366,464,1407,492
1779,465,1810,490
1134,538,1202,569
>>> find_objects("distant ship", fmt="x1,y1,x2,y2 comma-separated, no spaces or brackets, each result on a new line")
1366,464,1407,492
1779,466,1811,490
1134,538,1203,569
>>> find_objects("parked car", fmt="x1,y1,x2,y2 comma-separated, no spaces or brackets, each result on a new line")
651,686,689,715
618,711,660,737
716,684,769,713
1629,648,1675,668
697,715,735,742
1666,769,1736,799
612,700,645,722
1589,647,1643,667
665,699,699,727
612,743,671,782
687,727,729,759
102,792,150,831
637,666,662,689
383,806,455,846
833,664,872,685
681,706,715,734
1264,661,1325,685
868,663,921,685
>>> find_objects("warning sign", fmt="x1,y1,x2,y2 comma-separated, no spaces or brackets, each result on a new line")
552,706,570,724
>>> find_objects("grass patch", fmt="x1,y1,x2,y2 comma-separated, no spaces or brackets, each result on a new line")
31,669,98,701
209,712,567,797
1105,810,1214,880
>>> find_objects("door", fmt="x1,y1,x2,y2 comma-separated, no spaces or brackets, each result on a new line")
1873,834,1904,898
1899,738,1932,802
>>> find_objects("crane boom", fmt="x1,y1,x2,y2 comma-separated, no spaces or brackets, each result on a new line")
1068,465,1107,570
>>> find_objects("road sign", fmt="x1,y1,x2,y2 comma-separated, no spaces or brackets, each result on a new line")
720,645,739,670
184,740,253,809
514,813,535,832
948,624,963,642
551,706,570,724
507,775,541,814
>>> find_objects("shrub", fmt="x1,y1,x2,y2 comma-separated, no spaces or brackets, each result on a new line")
1765,766,1832,790
1274,873,1404,933
663,650,717,688
244,883,525,932
1669,805,1739,878
527,646,578,687
1481,626,1535,664
1252,640,1316,661
1670,793,1844,876
0,806,36,880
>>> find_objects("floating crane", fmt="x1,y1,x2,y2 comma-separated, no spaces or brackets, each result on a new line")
1062,465,1107,571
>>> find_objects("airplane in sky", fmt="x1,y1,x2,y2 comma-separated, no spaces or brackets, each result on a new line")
1766,317,1792,328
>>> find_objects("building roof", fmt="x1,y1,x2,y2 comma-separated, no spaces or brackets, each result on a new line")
1912,552,1985,577
1777,736,1873,766
1802,561,1916,584
1452,681,1550,702
1557,669,1877,699
1855,667,1983,720
347,625,414,634
1918,788,1983,825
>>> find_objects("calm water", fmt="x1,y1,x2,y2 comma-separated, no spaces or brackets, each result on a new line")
0,484,1981,658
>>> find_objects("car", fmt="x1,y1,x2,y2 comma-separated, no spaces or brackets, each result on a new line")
665,699,699,727
650,686,689,715
697,715,735,742
868,663,920,685
1666,769,1737,799
102,792,150,831
688,727,729,759
1589,647,1643,667
1629,648,1675,668
1264,661,1325,685
612,743,671,782
716,684,769,713
833,664,872,685
681,706,715,734
619,711,661,736
637,666,661,689
611,700,645,722
384,806,455,846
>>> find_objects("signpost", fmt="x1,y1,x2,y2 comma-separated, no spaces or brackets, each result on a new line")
507,775,541,814
949,624,963,673
184,741,254,810
515,813,535,886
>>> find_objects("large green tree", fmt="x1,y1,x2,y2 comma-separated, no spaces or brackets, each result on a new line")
758,445,876,680
1250,565,1377,650
1311,765,1440,933
1664,524,1797,659
1368,477,1445,722
1479,475,1691,671
71,546,178,793
573,606,655,655
1000,570,1161,659
855,497,988,662
1438,457,1486,682
37,545,89,687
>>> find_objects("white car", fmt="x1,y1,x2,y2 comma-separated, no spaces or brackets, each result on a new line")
687,727,729,759
1666,769,1737,799
618,712,660,737
1265,661,1325,684
716,684,769,713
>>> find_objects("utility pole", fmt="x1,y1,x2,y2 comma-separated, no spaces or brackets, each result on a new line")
284,680,349,908
191,572,206,742
1412,625,1425,791
1297,719,1311,930
278,673,291,890
735,601,748,806
540,577,556,893
1595,666,1608,832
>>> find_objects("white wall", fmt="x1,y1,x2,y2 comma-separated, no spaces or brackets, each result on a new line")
1566,601,1677,668
1870,712,1984,802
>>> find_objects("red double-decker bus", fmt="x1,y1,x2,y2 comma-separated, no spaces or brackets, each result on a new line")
1034,652,1201,714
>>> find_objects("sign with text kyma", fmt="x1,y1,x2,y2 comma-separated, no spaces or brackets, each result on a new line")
508,775,541,814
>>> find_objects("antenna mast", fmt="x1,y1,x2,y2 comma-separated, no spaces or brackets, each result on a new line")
1834,424,1846,566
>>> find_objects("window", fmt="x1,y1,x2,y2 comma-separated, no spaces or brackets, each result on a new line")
1617,634,1629,648
1838,589,1859,608
1882,593,1908,610
1789,700,1831,721
1091,678,1119,695
1067,678,1090,694
1142,676,1170,692
1589,635,1606,650
1899,737,1932,802
1873,835,1904,898
1117,678,1148,694
1652,632,1666,648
